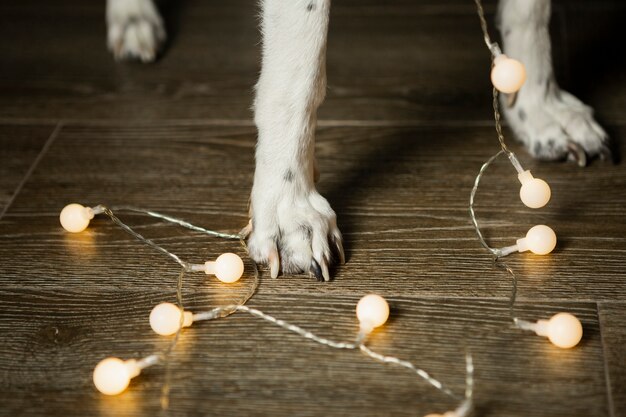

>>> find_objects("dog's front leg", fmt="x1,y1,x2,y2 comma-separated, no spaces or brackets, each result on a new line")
497,0,609,163
245,0,343,281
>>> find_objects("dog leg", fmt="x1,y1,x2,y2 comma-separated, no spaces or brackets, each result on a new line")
246,0,343,281
106,0,166,62
497,0,610,164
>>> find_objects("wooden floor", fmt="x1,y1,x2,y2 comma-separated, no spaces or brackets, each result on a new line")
1,1,625,416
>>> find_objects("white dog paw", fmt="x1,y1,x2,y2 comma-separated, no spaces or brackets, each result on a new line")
503,81,611,166
106,0,166,63
245,185,344,282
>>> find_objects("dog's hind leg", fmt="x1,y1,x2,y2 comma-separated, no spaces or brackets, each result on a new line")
106,0,166,62
497,0,610,164
246,0,344,281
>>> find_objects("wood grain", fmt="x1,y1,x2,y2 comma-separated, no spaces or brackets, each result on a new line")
0,0,624,416
2,0,622,123
0,289,607,417
1,124,625,302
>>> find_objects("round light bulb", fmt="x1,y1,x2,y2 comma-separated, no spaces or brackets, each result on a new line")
93,357,138,395
517,225,557,255
536,313,583,349
149,302,193,336
211,253,244,283
356,294,390,329
60,203,94,233
491,54,526,94
518,170,551,209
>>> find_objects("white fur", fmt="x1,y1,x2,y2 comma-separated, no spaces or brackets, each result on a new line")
106,0,165,62
497,0,607,159
246,0,342,280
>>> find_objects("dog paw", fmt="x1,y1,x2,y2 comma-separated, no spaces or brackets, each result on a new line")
106,0,166,63
244,186,344,282
503,82,611,166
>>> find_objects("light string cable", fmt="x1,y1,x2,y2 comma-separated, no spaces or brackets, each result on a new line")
77,204,257,407
469,0,583,351
70,204,473,413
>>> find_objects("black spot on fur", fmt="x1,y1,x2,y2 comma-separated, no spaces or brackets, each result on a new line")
299,225,313,239
307,3,315,11
534,142,542,156
547,139,556,149
283,169,294,182
504,29,511,37
518,108,526,121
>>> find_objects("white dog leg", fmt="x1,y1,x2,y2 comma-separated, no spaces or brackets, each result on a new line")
246,0,343,281
106,0,166,62
498,0,610,164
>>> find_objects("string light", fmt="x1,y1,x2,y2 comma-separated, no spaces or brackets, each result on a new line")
514,313,583,349
93,355,158,395
356,294,390,330
472,0,583,354
490,54,526,94
63,0,581,413
64,204,468,404
150,303,194,336
189,252,244,283
60,203,103,233
518,170,551,209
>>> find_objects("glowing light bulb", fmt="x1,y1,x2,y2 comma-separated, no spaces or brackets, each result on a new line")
534,313,583,348
518,170,551,208
356,294,390,329
516,225,557,255
93,357,140,395
149,302,194,336
491,54,526,94
203,253,244,283
60,203,95,233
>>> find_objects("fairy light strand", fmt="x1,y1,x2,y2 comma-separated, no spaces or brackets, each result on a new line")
66,1,583,413
73,204,470,412
470,0,583,352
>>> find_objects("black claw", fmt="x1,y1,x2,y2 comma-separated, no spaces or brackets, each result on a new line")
310,259,323,282
567,141,587,167
599,145,614,163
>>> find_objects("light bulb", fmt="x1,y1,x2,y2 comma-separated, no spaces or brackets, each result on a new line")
534,313,583,348
491,54,526,94
93,357,140,395
516,225,557,255
356,294,389,329
203,253,244,283
60,203,95,233
518,170,551,209
149,302,194,336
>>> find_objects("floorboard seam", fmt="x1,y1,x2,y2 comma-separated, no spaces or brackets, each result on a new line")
597,301,616,417
0,121,63,222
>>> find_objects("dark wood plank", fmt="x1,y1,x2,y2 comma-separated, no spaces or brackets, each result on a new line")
0,288,607,417
1,124,625,302
0,124,55,215
598,302,626,417
3,0,616,124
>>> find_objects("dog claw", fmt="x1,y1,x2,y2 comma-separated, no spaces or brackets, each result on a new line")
567,141,587,167
239,220,253,239
506,92,517,108
332,235,345,264
321,258,330,282
599,145,614,163
310,259,323,281
269,250,280,278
